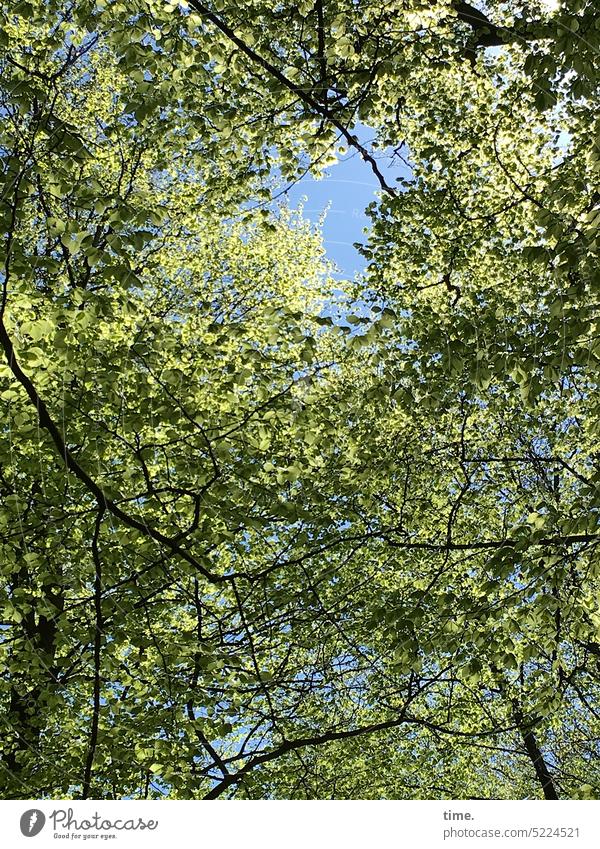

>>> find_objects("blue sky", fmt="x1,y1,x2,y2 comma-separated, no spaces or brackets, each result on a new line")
284,147,382,280
283,131,410,279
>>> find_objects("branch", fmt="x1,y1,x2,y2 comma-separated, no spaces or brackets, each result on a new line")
453,1,544,49
380,532,600,553
184,1,396,195
513,704,559,800
81,507,105,800
203,712,412,798
203,711,527,799
0,320,229,585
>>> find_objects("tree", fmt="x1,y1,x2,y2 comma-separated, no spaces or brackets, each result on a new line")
0,0,599,800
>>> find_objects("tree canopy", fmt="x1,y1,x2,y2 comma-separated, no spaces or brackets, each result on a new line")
0,0,599,800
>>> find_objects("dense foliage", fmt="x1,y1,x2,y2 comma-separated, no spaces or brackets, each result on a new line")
0,0,599,800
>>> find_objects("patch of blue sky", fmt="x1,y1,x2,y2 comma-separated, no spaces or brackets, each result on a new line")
284,148,380,281
271,124,410,282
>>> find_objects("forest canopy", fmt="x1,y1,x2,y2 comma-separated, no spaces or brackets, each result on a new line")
0,0,599,800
